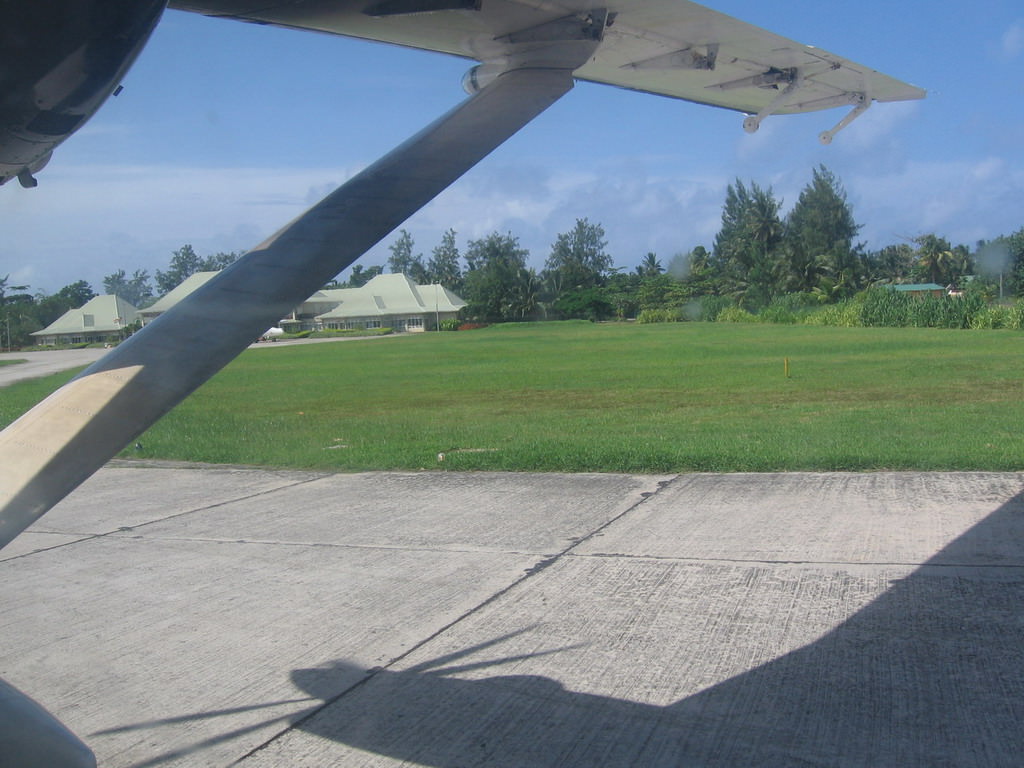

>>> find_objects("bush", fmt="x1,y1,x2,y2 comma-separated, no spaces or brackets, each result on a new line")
802,300,861,327
716,306,757,323
859,288,912,327
970,306,1010,329
1008,300,1024,330
758,293,819,324
637,308,680,324
310,328,392,338
699,295,732,322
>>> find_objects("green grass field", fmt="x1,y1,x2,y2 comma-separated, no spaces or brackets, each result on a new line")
3,321,1023,472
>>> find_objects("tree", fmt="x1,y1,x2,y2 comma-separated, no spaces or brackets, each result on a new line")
554,286,614,321
103,269,153,307
0,275,28,309
785,166,863,296
203,251,241,271
387,229,427,282
635,252,663,278
462,232,530,322
34,280,97,328
913,234,955,285
713,180,786,309
544,218,612,292
426,229,463,291
155,245,240,294
345,264,384,288
866,244,916,284
605,272,641,319
52,280,95,308
1,275,33,349
155,245,203,294
714,180,755,270
506,266,544,321
673,247,719,297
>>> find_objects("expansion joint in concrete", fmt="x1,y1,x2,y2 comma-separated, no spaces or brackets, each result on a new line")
233,474,678,764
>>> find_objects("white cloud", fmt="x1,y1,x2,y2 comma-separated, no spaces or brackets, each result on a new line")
848,156,1024,246
1,164,359,293
1001,21,1024,60
8,131,1023,298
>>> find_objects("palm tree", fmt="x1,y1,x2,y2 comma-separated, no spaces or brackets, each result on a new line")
914,234,954,285
635,252,663,278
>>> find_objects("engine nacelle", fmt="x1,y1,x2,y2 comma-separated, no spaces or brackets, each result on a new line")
0,0,167,187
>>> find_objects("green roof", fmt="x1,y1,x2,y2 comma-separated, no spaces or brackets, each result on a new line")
888,283,945,292
317,274,465,319
31,295,139,336
141,271,220,316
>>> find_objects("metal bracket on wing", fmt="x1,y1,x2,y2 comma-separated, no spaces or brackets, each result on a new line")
463,9,608,94
814,92,870,144
621,44,718,72
735,68,805,134
710,65,870,142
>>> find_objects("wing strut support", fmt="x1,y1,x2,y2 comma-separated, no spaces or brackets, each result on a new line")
741,69,804,134
817,93,870,144
0,53,597,552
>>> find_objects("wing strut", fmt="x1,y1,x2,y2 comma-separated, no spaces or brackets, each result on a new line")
0,60,593,551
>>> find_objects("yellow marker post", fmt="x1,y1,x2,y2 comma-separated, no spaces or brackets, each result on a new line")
784,357,790,378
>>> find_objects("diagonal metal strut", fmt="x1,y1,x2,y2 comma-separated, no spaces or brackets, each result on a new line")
0,66,581,550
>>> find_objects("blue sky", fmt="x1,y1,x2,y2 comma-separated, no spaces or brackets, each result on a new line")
3,1,1023,294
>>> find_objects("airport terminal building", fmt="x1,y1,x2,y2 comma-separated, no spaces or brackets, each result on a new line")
287,273,466,333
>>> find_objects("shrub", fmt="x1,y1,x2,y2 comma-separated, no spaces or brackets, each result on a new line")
970,306,1010,330
802,300,861,327
1007,300,1024,330
699,295,732,322
313,327,392,337
637,308,679,324
758,304,797,324
859,288,912,327
716,306,757,323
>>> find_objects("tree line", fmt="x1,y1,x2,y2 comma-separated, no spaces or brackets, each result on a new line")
348,165,1024,324
0,245,240,349
4,164,1024,348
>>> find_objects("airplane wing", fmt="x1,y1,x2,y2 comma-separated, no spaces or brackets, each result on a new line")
0,4,925,761
169,0,925,136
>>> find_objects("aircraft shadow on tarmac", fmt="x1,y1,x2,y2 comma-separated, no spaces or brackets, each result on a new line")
109,490,1024,767
290,490,1024,767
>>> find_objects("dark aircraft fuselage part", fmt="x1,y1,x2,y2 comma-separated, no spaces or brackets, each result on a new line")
0,0,167,187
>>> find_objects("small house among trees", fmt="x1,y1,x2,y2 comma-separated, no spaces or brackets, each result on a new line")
30,295,139,346
888,283,946,299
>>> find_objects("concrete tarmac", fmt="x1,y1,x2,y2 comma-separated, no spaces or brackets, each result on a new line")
2,466,1023,767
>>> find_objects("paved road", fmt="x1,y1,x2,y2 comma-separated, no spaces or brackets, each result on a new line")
2,466,1022,766
0,348,109,387
0,335,402,389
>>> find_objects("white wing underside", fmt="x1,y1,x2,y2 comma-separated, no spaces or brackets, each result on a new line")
170,0,925,115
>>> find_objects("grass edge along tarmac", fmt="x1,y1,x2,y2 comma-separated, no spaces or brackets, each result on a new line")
3,321,1023,473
